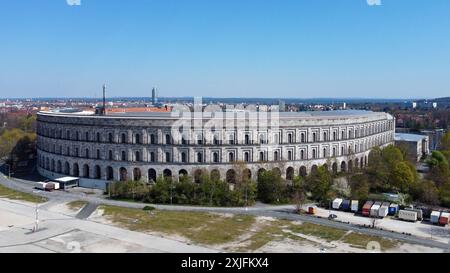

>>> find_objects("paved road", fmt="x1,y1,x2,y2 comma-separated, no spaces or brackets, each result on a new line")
1,171,450,251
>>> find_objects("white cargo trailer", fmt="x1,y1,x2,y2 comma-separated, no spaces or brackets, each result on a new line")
351,200,359,212
370,204,380,217
378,205,389,218
398,210,418,222
430,211,441,224
332,198,343,210
35,182,47,191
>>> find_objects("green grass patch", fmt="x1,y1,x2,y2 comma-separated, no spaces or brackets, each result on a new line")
341,232,399,250
287,222,347,242
0,184,47,203
100,205,255,245
67,200,88,211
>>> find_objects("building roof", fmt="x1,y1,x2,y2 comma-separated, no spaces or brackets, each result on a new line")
395,133,427,142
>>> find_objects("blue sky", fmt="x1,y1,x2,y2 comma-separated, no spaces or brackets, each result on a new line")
1,0,450,99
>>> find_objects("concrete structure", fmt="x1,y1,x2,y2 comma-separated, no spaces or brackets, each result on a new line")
395,133,430,162
36,109,395,190
420,129,446,151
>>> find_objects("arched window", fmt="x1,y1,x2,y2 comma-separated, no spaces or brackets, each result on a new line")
213,152,219,163
121,151,127,161
259,152,264,161
85,148,89,158
323,148,327,158
166,152,171,162
312,149,317,159
301,133,305,143
85,132,89,141
135,134,141,144
312,132,317,142
150,134,156,144
274,151,279,161
244,152,250,162
288,133,293,144
96,132,101,142
245,134,250,145
150,152,155,162
323,132,327,141
135,151,141,162
197,152,203,163
121,133,127,143
109,133,114,143
165,134,171,144
181,152,187,163
300,150,305,159
228,152,235,162
109,150,113,160
96,149,100,159
288,151,293,160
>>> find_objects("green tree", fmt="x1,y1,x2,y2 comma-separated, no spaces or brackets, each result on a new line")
349,174,370,202
306,166,332,203
417,180,440,205
257,170,288,204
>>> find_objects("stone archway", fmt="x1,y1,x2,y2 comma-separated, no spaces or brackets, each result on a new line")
299,166,307,177
226,169,237,184
148,169,157,182
133,168,142,181
211,169,220,181
106,166,114,181
119,167,128,181
341,161,347,173
286,167,295,181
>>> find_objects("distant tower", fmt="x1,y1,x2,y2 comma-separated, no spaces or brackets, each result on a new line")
96,84,107,115
152,88,158,105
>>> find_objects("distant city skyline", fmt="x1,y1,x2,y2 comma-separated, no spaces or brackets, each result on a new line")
1,1,450,99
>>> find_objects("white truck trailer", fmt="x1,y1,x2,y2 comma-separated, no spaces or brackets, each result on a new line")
398,210,418,222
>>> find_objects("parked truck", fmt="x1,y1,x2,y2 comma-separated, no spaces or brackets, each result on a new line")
35,182,47,191
362,201,374,217
398,210,418,222
405,208,423,221
388,204,399,216
439,212,450,226
342,200,351,211
332,198,343,210
48,182,60,190
431,211,441,224
351,200,359,212
378,202,390,218
370,203,381,217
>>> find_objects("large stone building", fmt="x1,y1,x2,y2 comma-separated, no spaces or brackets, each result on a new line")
36,109,395,190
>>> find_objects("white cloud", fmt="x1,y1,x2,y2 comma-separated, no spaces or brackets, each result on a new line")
367,0,381,6
66,0,81,6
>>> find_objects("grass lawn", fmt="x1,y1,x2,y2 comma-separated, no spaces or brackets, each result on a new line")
100,205,255,245
341,232,398,250
67,200,88,211
288,222,347,242
99,205,401,252
0,184,47,203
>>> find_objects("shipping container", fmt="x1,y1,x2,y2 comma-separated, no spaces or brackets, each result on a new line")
378,203,390,218
439,212,450,226
35,182,47,191
351,200,359,212
406,208,423,221
362,201,374,217
332,198,343,210
398,210,418,222
430,211,441,224
388,204,399,216
370,204,381,217
342,200,351,211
